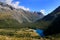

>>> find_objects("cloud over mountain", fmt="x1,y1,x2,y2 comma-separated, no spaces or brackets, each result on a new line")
40,9,46,15
0,0,30,11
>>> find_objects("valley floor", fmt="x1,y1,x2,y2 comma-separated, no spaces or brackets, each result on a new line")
0,28,60,40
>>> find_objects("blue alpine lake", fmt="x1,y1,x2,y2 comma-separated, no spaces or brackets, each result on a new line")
36,29,45,37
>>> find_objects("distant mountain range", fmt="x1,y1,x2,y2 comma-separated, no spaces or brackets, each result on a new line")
0,2,44,23
0,2,60,30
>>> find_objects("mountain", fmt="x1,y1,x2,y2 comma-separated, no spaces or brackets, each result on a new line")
44,14,60,36
0,2,44,29
0,2,44,23
1,1,60,31
43,6,60,36
34,6,60,29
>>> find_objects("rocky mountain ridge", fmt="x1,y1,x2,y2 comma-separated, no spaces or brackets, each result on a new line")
0,2,44,23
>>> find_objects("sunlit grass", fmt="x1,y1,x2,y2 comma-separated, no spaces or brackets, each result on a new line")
0,29,59,40
0,29,40,40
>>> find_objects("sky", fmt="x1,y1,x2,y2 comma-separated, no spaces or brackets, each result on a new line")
0,0,60,15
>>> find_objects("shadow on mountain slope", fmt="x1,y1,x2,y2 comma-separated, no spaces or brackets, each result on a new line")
44,13,60,36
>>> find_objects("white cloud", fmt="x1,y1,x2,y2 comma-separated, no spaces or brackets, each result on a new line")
40,9,46,15
18,6,30,11
0,0,30,11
